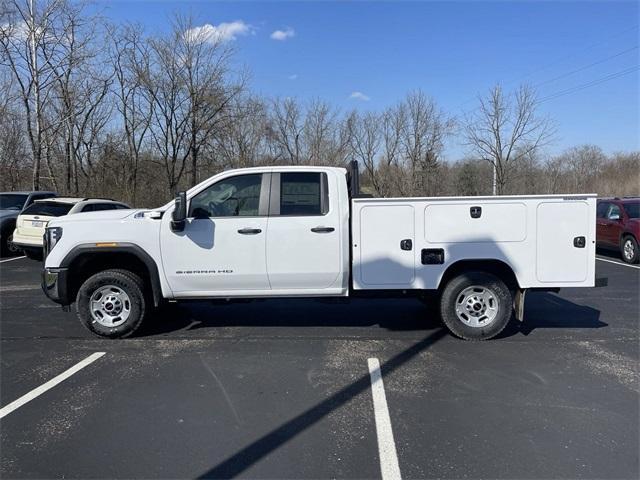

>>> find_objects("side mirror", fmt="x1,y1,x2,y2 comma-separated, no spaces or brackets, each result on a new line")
171,191,187,232
609,214,620,221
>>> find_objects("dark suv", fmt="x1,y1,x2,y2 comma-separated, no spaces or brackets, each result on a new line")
596,197,640,264
0,191,57,255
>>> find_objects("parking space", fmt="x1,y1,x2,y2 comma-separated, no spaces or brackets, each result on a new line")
0,256,638,478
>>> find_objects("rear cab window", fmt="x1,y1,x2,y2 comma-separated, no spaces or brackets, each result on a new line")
278,172,329,216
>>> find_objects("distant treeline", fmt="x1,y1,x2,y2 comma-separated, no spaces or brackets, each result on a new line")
1,1,637,206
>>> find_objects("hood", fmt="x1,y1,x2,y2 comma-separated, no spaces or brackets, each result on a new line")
0,209,19,221
48,208,140,226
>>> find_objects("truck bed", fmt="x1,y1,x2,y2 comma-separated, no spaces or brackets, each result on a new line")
351,194,597,290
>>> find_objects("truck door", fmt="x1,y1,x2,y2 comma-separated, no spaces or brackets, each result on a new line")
536,201,590,283
266,172,342,290
160,173,271,295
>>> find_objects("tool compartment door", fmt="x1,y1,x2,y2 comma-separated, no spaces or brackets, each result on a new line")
536,201,590,283
358,204,415,286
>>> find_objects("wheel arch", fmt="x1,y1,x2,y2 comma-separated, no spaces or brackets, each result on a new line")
60,243,162,306
1,217,16,236
437,259,520,292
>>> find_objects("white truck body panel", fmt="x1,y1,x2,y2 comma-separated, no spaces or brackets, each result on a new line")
158,166,350,298
351,195,597,290
45,166,596,303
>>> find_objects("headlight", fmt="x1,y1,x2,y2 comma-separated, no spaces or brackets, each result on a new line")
44,226,63,257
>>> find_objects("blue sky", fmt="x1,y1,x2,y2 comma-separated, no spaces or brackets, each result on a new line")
95,0,639,160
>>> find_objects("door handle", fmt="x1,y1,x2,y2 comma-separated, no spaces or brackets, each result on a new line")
237,228,262,235
311,226,335,233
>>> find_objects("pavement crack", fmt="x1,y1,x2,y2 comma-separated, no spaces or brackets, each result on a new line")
199,353,243,425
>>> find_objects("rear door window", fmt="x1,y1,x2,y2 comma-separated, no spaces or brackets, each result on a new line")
624,203,639,219
279,172,328,216
21,202,73,217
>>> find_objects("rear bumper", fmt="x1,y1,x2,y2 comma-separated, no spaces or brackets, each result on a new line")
41,267,71,305
12,231,43,248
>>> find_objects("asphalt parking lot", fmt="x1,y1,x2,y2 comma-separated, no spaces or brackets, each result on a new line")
0,254,638,479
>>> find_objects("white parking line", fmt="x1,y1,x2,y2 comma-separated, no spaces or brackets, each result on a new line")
0,255,26,264
368,358,402,480
0,352,106,419
596,257,640,270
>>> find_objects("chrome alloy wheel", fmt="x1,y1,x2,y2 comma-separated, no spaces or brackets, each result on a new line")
455,285,500,328
90,285,131,327
623,239,635,261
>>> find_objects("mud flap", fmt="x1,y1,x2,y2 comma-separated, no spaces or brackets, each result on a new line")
514,289,527,322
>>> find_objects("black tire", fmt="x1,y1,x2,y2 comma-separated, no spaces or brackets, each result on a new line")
76,269,147,338
439,271,513,341
1,230,20,256
23,247,43,261
620,235,639,264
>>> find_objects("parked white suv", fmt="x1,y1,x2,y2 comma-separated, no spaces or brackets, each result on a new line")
41,162,603,340
14,198,130,260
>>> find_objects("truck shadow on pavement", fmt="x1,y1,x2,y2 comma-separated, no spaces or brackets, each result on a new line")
138,297,441,336
195,327,449,479
136,291,605,338
498,291,606,338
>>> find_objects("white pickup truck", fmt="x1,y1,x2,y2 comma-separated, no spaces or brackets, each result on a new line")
42,163,599,340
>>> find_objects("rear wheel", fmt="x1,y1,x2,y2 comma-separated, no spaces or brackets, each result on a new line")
621,236,639,264
439,271,512,341
76,269,147,338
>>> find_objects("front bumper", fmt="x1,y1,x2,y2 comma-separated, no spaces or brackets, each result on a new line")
41,267,71,305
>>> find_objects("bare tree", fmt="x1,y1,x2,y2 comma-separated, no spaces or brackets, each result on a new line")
303,99,340,165
214,95,268,169
177,14,246,186
0,73,29,189
109,23,153,204
400,90,453,196
560,144,606,192
348,110,384,194
140,27,191,194
463,84,555,195
268,97,303,164
0,0,69,189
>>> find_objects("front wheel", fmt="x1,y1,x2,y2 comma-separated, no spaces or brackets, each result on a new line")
439,271,513,341
621,236,639,264
76,269,147,338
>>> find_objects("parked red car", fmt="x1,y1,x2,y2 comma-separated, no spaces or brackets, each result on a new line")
596,197,640,264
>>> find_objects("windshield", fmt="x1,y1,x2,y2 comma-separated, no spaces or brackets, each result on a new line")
624,202,640,219
0,194,28,210
21,202,73,217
